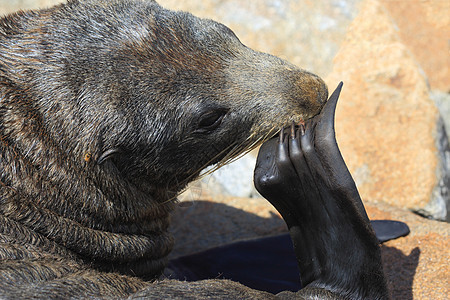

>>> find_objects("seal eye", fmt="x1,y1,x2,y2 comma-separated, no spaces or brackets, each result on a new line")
196,110,227,133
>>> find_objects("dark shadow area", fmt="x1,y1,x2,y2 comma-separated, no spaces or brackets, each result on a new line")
168,233,301,294
381,246,420,300
169,200,288,259
169,200,296,294
169,200,418,296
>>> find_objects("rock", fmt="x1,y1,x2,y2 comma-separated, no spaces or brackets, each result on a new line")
170,196,286,259
178,154,261,200
431,91,450,138
158,0,362,79
326,0,443,216
416,107,450,222
380,0,450,92
0,0,60,14
201,154,260,199
365,201,450,299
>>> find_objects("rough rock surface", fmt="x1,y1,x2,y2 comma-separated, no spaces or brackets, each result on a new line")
158,0,362,80
170,196,286,259
326,0,440,212
380,0,450,92
0,0,58,13
366,201,450,300
170,197,450,299
199,154,260,199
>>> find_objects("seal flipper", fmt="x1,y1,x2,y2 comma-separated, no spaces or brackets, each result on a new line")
371,220,410,243
312,82,369,222
313,84,410,243
255,82,389,299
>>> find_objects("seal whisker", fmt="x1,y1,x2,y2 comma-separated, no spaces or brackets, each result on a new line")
210,128,277,171
174,142,239,188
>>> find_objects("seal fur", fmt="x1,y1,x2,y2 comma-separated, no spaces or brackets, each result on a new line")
0,0,328,297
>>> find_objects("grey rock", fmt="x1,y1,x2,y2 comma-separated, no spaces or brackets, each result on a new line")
417,91,450,221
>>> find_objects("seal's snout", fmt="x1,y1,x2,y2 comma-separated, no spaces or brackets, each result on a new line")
301,73,328,106
288,72,328,119
315,77,329,105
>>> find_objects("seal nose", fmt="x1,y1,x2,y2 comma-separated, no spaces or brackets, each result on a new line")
281,70,329,120
292,71,328,109
314,75,329,105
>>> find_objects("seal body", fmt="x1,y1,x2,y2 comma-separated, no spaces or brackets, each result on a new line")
0,0,328,297
0,0,388,299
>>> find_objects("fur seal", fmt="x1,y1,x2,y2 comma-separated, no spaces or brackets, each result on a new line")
0,0,394,299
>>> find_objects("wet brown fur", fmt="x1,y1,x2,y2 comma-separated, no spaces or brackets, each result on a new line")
0,0,328,298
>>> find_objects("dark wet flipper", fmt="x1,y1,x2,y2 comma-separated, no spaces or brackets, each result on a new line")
312,84,410,244
371,220,410,243
254,83,390,299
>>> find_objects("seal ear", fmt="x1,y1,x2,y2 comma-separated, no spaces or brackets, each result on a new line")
97,148,122,165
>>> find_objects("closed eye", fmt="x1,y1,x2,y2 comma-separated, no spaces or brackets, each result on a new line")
195,109,227,133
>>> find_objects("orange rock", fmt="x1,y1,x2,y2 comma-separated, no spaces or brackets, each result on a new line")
326,0,440,210
380,0,450,91
170,196,287,258
366,201,450,300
